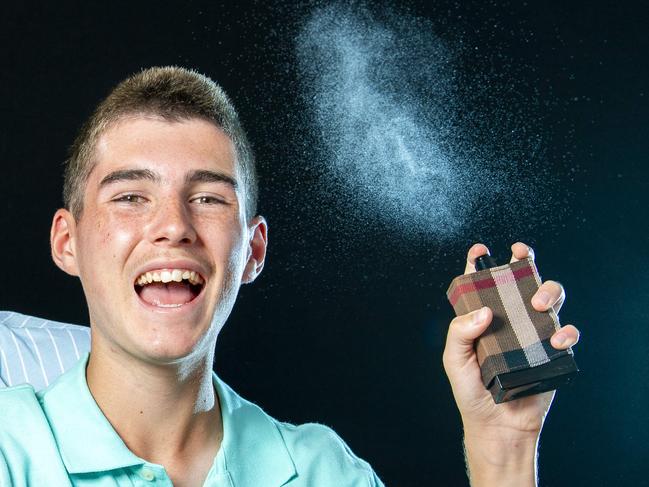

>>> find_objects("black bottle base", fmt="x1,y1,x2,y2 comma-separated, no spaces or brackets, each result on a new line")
488,355,579,404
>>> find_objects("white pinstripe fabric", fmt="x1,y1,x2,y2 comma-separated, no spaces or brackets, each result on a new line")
0,311,90,391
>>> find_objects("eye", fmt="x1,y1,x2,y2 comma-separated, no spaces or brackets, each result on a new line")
192,195,226,205
113,194,147,204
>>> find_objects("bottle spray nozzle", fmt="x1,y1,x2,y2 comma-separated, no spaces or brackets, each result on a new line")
475,254,498,271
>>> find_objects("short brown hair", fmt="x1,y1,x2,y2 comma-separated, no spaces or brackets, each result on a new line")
63,66,258,220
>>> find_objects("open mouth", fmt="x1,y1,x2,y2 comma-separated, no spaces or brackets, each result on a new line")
134,269,205,308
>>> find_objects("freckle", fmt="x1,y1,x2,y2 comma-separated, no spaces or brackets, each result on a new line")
139,410,143,415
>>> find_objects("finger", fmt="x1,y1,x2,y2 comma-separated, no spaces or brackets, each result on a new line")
550,324,580,349
532,280,566,313
464,243,490,275
443,307,492,372
509,241,535,263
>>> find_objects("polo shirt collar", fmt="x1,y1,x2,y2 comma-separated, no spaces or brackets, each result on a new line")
214,376,297,486
38,353,297,486
38,353,146,474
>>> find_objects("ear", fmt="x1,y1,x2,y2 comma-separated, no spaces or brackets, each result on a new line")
241,215,268,284
50,208,81,277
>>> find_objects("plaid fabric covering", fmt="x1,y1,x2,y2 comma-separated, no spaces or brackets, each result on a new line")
446,257,574,388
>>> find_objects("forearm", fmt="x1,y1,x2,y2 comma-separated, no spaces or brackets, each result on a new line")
463,431,539,487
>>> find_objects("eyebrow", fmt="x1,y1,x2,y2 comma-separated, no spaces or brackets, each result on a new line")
99,169,160,187
184,170,238,190
99,168,238,190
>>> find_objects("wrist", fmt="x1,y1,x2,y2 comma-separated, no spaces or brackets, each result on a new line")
463,429,539,487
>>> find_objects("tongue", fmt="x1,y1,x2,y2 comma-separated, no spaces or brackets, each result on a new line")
139,282,194,306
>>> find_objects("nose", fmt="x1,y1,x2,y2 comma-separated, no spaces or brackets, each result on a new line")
147,197,197,246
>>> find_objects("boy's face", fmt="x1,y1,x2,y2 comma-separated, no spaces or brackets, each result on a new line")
51,116,266,365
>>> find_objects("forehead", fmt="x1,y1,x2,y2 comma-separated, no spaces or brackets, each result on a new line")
91,116,238,183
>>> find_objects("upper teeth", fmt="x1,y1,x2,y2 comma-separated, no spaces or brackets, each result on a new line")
136,269,204,286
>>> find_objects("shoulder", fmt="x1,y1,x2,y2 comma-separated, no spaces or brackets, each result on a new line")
0,384,45,431
274,420,382,485
0,384,70,486
276,421,366,464
0,384,49,447
215,376,384,486
0,386,40,484
0,311,90,345
0,310,89,334
0,310,90,389
0,383,38,405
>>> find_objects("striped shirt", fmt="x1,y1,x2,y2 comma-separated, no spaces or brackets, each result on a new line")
0,311,90,391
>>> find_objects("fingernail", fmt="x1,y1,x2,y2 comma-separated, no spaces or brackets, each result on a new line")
535,291,551,307
473,307,488,326
554,333,567,346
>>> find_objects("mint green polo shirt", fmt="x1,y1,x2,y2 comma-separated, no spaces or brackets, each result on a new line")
0,353,384,486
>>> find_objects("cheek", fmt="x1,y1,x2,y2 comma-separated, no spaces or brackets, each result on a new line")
202,224,246,273
225,235,250,282
110,221,140,251
89,214,115,244
77,214,141,283
94,218,134,252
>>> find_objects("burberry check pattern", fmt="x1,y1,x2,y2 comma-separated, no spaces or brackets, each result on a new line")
447,257,573,389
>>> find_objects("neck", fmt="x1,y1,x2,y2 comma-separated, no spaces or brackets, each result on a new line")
86,339,223,471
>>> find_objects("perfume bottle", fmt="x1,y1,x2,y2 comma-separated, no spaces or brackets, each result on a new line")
447,253,579,403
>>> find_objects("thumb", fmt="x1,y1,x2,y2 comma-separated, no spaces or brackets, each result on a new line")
442,307,492,375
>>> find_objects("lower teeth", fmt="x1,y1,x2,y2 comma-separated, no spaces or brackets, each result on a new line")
152,302,184,308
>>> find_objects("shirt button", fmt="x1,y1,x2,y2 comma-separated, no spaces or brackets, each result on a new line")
140,468,156,481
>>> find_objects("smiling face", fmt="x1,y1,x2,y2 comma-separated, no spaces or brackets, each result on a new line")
50,116,267,365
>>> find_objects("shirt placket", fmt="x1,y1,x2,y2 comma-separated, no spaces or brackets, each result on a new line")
130,464,173,487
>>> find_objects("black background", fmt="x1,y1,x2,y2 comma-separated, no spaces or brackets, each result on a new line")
1,1,647,485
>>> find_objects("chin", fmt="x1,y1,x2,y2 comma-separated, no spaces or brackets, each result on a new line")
115,313,215,366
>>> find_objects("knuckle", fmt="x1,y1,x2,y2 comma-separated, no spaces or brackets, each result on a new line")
449,313,471,331
449,315,462,328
